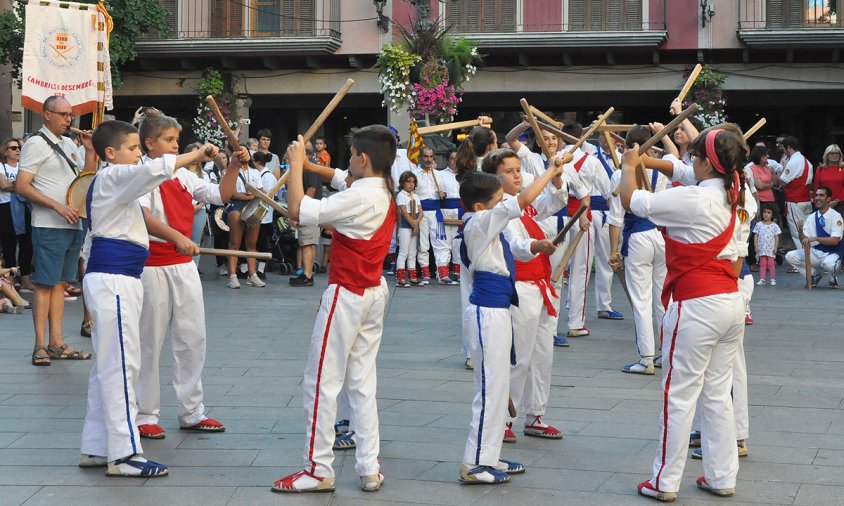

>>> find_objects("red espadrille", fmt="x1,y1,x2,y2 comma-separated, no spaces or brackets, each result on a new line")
180,417,225,432
138,424,166,439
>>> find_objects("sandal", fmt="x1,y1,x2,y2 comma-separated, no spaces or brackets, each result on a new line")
47,344,91,360
32,346,51,366
65,285,82,296
81,320,93,338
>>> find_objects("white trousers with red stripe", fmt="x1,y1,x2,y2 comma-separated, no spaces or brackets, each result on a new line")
463,303,511,466
509,281,558,423
136,262,207,427
567,223,594,330
302,282,387,478
624,229,666,358
591,211,614,312
650,292,743,493
81,272,145,461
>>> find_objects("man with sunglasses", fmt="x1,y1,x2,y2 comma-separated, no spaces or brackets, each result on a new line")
14,96,96,365
785,186,843,288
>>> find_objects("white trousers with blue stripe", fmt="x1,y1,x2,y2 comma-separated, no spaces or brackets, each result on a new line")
81,272,144,461
462,303,511,467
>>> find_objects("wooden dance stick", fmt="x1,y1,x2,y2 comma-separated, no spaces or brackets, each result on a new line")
602,131,621,170
551,228,585,284
243,182,288,217
672,63,703,114
638,104,699,156
562,107,614,164
508,396,517,418
206,95,243,153
596,124,636,132
607,131,664,156
520,99,554,159
613,266,635,312
535,120,579,146
302,78,355,143
528,106,563,131
444,219,463,226
198,248,272,260
797,222,813,290
743,118,767,141
551,202,588,246
417,117,490,136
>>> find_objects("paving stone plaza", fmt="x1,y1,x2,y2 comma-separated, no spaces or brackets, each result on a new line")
1,261,842,505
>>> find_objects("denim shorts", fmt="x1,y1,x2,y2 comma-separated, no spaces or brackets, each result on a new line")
32,226,84,286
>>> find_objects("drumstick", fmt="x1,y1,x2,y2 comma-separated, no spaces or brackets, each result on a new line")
417,118,488,136
672,63,703,114
198,248,272,260
520,99,554,159
302,78,355,143
551,202,588,246
743,118,767,140
638,104,700,156
551,228,585,283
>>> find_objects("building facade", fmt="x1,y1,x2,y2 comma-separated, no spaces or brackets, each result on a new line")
8,0,844,162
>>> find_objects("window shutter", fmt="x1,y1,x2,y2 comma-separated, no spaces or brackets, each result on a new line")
282,0,315,35
766,0,785,28
606,0,622,29
786,0,803,27
624,0,642,29
159,0,177,36
447,0,515,32
569,0,586,30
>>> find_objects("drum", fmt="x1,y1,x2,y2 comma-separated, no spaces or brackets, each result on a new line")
66,171,96,219
241,198,269,228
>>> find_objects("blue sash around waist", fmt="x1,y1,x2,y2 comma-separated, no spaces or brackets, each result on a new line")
470,271,517,309
87,237,150,279
421,199,445,239
620,213,657,257
739,260,751,279
590,195,609,211
554,207,568,232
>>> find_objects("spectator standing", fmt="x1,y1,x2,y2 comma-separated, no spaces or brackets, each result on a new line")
256,129,281,177
814,144,844,216
753,205,782,285
14,96,94,365
776,136,813,257
1,138,34,291
290,148,323,287
315,137,331,168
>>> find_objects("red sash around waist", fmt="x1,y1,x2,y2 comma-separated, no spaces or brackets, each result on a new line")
514,206,558,316
329,202,396,295
146,179,194,267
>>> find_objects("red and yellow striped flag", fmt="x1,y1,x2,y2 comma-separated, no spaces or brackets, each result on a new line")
407,118,423,165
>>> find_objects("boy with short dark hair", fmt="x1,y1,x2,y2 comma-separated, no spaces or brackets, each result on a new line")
79,120,217,477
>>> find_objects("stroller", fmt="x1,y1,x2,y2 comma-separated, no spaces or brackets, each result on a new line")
270,213,299,274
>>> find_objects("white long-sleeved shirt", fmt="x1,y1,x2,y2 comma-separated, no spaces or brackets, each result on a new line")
138,167,224,242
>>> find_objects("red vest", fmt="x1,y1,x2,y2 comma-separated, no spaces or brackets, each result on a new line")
514,206,558,316
783,157,811,203
661,207,738,309
328,203,396,295
566,153,592,220
146,179,195,267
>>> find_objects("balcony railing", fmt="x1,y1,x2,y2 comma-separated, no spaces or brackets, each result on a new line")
445,0,666,34
148,0,340,40
739,0,843,29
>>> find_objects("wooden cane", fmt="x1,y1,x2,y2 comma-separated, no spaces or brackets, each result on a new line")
520,99,554,159
198,248,272,260
743,118,767,141
672,64,703,114
551,228,586,284
417,118,490,136
551,202,588,246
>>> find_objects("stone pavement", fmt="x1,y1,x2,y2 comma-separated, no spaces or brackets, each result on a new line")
1,261,843,505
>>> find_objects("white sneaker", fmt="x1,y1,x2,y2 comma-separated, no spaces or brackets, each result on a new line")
770,279,777,286
216,265,228,276
756,279,766,285
227,275,241,289
247,273,266,287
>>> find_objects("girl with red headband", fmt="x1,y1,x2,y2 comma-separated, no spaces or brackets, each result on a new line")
617,128,746,502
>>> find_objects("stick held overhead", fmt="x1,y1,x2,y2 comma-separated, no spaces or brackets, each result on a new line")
302,78,355,143
673,63,703,114
743,118,767,140
638,104,700,156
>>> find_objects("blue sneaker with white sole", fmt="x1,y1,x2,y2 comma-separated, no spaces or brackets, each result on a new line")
553,334,570,347
597,309,624,320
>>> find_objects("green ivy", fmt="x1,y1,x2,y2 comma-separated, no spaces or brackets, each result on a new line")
0,0,169,89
